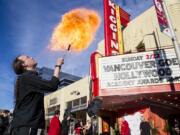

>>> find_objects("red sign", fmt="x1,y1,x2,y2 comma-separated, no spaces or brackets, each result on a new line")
119,8,130,27
104,0,119,56
153,0,172,37
90,52,103,97
103,0,130,56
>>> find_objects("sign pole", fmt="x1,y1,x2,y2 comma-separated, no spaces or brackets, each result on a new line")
162,0,180,68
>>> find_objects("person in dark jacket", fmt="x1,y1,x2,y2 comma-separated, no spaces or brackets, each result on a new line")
140,117,152,135
11,55,64,135
61,109,71,135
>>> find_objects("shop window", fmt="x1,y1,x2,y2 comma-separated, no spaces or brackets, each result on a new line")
67,97,87,112
67,101,72,109
49,98,57,105
47,105,60,116
81,96,87,105
73,99,80,106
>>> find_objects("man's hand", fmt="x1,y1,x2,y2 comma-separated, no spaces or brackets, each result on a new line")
56,58,64,66
54,58,64,78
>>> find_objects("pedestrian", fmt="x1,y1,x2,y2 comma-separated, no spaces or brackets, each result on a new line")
91,117,98,135
48,110,61,135
61,109,71,135
140,117,152,135
173,118,180,135
0,111,6,135
0,110,10,135
84,120,91,135
74,120,83,135
118,117,130,135
11,55,64,135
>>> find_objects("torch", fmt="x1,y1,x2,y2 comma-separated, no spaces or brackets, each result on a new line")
62,44,71,60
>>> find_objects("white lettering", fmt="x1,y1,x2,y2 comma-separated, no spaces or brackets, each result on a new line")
112,32,116,40
108,0,118,54
154,0,163,12
109,15,117,24
110,8,115,15
108,0,115,9
111,40,119,50
110,23,117,32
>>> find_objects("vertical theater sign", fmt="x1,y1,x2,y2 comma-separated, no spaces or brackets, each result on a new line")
90,0,130,97
104,0,130,56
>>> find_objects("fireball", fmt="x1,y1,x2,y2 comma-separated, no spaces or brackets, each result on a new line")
49,8,101,52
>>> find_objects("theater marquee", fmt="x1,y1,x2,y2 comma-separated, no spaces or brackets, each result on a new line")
98,48,180,95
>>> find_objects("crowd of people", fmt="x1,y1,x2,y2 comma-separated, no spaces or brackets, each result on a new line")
47,109,98,135
117,116,180,135
0,55,179,135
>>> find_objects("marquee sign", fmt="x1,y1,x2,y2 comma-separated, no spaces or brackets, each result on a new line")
99,48,180,95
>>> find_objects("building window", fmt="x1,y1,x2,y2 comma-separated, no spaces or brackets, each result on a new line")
67,101,72,109
81,96,87,105
47,105,60,116
66,96,87,112
73,99,79,107
49,98,57,105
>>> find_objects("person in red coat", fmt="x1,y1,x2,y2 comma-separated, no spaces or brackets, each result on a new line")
48,110,61,135
118,117,130,135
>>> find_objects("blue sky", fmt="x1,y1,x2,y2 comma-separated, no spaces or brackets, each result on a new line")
0,0,153,110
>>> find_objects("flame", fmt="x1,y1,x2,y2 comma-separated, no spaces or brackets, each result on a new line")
49,8,101,52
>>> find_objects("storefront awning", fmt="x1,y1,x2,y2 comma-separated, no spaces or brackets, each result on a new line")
97,92,180,117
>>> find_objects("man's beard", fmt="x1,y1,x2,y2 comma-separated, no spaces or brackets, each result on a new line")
33,63,38,68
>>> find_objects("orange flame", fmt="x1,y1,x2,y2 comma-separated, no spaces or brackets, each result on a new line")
49,8,101,52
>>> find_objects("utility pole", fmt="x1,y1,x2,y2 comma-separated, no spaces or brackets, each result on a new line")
162,0,180,68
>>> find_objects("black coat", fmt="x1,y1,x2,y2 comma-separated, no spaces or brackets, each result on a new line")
0,116,9,135
11,71,60,129
61,119,70,135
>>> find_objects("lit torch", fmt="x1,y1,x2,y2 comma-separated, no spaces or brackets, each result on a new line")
49,8,101,54
62,44,71,60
